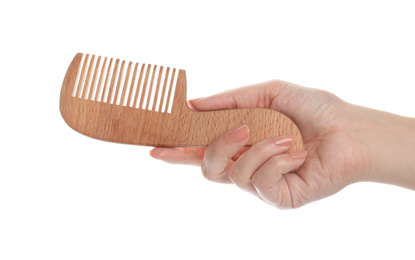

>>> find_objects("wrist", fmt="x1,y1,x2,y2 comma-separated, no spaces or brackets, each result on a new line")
358,107,415,189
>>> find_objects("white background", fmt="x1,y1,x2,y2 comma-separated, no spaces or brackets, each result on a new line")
1,1,414,259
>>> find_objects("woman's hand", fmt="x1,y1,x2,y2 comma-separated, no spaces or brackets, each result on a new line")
150,80,415,208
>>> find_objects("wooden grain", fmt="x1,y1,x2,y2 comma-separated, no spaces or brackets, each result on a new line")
60,53,304,152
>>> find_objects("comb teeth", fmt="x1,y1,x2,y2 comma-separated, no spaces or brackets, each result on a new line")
72,53,179,113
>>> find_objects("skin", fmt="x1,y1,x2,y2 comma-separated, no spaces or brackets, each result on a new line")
150,80,415,209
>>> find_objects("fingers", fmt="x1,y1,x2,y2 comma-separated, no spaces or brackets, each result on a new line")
251,151,307,208
202,125,250,183
151,125,308,208
227,135,293,193
150,125,251,185
201,123,307,207
150,147,205,166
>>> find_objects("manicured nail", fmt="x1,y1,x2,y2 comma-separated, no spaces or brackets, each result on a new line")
187,101,194,110
187,98,205,110
274,135,293,146
227,125,249,143
190,97,205,102
150,148,166,158
290,150,307,159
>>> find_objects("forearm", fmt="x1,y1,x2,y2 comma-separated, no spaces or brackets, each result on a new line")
354,105,415,189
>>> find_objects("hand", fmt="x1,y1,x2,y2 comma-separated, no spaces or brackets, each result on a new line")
150,80,415,208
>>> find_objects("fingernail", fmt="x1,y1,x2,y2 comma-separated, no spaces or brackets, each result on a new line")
290,150,307,159
190,97,205,102
273,135,293,146
187,101,196,110
227,125,249,143
150,148,166,158
188,98,205,110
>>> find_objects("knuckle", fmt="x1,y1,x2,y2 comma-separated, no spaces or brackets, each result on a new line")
201,162,227,183
269,79,283,85
206,141,226,162
210,143,224,157
201,163,216,182
227,166,253,191
250,141,272,157
251,174,260,187
252,177,273,192
269,155,283,168
200,163,210,179
320,89,340,101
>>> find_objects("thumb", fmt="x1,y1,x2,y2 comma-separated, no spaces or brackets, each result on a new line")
187,80,314,129
188,80,291,111
187,80,301,113
187,92,239,111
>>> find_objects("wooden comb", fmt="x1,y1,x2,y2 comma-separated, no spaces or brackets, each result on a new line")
60,53,303,151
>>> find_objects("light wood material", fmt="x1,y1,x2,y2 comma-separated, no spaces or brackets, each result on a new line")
60,53,304,152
